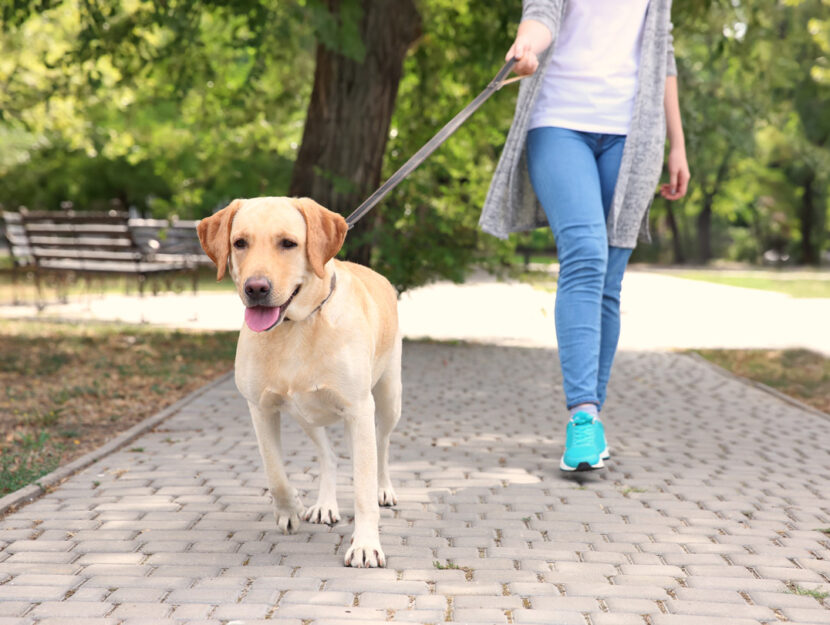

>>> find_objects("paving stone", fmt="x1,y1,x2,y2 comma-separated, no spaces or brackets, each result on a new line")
107,587,167,603
29,601,113,617
4,541,73,553
654,614,769,625
0,585,73,601
109,603,172,618
356,592,411,609
272,605,386,620
779,607,830,623
749,589,828,609
510,608,586,624
590,615,649,625
665,599,777,620
452,607,510,623
37,616,118,625
0,604,30,617
603,597,661,613
0,345,828,625
212,603,271,619
5,574,83,588
165,588,241,604
280,591,353,606
453,595,523,609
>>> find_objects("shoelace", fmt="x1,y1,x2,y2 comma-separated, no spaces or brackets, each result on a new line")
569,415,596,447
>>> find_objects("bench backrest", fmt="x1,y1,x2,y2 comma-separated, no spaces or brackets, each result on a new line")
21,210,143,271
128,218,210,265
1,211,34,267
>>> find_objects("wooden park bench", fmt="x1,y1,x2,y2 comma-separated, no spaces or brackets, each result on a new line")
3,209,200,306
1,211,35,304
128,217,212,270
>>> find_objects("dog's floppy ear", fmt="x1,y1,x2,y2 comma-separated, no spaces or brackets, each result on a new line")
293,197,348,279
197,199,243,281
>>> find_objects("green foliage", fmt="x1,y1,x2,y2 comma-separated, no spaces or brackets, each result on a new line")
366,0,519,289
1,0,828,289
647,0,830,266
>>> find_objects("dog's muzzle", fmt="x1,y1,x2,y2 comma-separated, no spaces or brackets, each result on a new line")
244,285,300,332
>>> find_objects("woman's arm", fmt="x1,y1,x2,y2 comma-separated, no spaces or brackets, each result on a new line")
661,15,688,200
660,71,690,200
505,19,553,76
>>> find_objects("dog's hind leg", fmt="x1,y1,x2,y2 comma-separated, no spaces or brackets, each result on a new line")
248,401,304,534
301,425,341,525
373,334,402,507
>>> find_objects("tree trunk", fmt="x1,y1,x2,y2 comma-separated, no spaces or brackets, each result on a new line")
696,197,712,264
695,147,734,265
289,0,422,267
799,171,817,265
664,199,686,264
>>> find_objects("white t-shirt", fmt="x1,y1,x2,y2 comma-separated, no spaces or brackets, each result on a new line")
528,0,651,135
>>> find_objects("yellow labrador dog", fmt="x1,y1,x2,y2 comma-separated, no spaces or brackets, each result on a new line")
197,196,401,568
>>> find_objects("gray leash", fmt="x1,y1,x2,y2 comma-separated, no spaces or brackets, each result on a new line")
345,58,523,230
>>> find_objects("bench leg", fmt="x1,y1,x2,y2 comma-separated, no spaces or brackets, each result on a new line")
34,270,45,311
11,265,21,305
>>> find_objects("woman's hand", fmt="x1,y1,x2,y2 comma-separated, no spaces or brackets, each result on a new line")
506,35,540,76
506,19,552,76
660,146,690,200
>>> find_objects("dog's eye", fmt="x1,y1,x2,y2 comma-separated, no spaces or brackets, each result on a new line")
281,239,298,250
233,239,247,250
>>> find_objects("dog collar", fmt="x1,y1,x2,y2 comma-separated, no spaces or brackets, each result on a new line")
285,272,336,322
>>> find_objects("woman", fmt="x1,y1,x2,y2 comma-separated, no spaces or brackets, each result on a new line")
480,0,690,471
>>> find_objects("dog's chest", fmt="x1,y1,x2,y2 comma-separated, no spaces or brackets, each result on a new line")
236,354,349,427
263,385,348,427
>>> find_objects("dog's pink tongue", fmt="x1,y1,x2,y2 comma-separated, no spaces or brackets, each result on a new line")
245,306,280,332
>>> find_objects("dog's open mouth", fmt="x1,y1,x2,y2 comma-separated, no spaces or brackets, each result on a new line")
244,285,300,332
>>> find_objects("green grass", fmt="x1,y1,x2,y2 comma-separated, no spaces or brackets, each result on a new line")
693,349,830,415
516,269,558,293
512,253,558,266
788,583,829,600
1,319,238,496
433,560,460,570
0,430,61,495
672,271,830,298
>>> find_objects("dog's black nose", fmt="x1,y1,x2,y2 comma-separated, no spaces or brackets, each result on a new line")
244,277,272,300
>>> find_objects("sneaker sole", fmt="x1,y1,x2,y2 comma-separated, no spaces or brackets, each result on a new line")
560,456,605,472
599,446,610,461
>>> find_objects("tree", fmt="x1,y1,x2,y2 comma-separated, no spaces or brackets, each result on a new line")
289,0,422,267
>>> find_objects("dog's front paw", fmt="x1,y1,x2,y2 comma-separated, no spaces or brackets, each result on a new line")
304,501,340,525
344,534,386,568
378,483,397,507
273,494,305,534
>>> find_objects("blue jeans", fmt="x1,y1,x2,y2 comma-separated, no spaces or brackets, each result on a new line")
526,126,633,411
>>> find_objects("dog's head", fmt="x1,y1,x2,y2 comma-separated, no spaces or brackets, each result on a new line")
197,196,348,331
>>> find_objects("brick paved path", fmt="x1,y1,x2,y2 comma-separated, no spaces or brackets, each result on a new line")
1,343,829,625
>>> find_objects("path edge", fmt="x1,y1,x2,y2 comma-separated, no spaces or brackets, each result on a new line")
683,350,830,421
0,369,235,517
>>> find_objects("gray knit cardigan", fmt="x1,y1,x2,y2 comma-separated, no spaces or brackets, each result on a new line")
479,0,677,248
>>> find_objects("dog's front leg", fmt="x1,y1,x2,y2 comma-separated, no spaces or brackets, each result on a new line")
248,401,304,533
343,396,385,568
300,425,340,525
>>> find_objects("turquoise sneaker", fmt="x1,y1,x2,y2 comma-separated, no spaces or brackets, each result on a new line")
595,418,611,461
560,411,606,472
